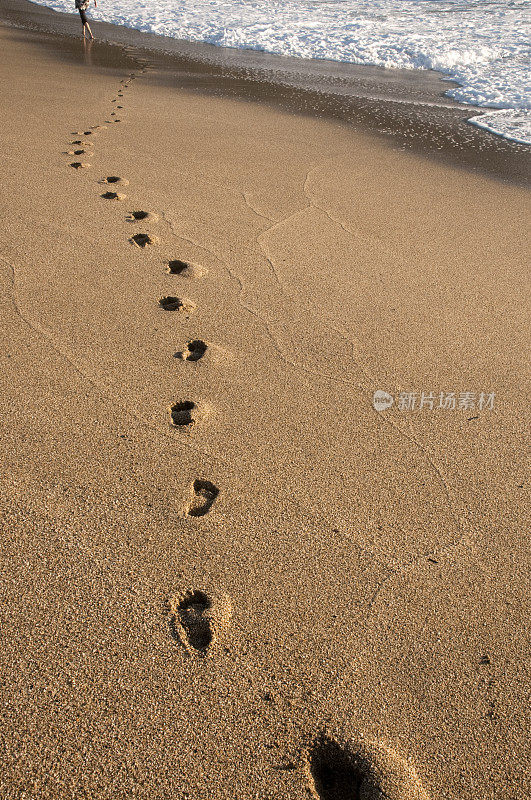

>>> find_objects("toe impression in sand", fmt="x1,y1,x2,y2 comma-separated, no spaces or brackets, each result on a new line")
168,588,231,655
126,210,159,223
166,259,206,279
306,733,430,800
169,400,210,428
158,296,196,314
130,233,159,248
101,191,126,201
175,339,208,362
99,176,129,186
186,479,219,517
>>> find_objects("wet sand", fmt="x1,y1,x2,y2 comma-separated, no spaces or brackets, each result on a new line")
0,7,529,800
2,0,530,185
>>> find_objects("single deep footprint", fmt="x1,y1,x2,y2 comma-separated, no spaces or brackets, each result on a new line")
159,296,196,313
101,191,126,201
126,210,158,223
70,162,91,169
306,734,430,800
99,176,129,186
167,259,206,279
170,400,209,427
168,588,231,655
187,479,219,517
130,233,159,248
175,339,208,362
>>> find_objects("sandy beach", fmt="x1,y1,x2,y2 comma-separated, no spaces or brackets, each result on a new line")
0,3,529,798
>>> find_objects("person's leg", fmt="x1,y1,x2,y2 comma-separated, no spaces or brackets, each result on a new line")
78,8,93,39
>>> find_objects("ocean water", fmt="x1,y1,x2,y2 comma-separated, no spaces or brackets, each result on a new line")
31,0,530,144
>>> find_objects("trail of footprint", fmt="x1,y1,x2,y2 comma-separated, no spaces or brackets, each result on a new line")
186,479,219,517
168,588,231,654
306,734,430,800
66,89,222,540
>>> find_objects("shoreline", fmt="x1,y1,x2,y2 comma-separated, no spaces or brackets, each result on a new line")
1,0,529,186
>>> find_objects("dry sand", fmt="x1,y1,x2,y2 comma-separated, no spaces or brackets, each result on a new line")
0,15,529,800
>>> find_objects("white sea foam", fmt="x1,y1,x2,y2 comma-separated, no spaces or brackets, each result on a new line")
30,0,531,144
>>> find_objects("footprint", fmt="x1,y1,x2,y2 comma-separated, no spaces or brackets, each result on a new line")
71,140,92,147
168,588,231,654
99,176,129,186
167,260,206,279
66,149,90,155
101,191,126,201
130,233,159,248
91,125,107,130
306,734,430,800
70,162,91,169
158,296,196,313
126,210,158,223
187,479,219,517
169,400,209,427
175,339,208,362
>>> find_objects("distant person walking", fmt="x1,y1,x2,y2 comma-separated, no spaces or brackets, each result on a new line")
76,0,96,40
